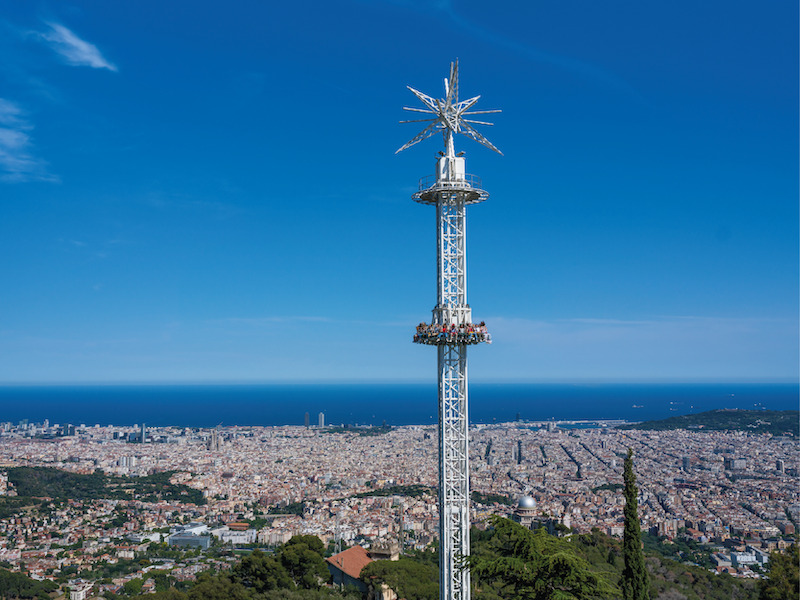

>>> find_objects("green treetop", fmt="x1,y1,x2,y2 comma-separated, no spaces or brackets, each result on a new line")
622,448,649,600
467,516,617,600
759,543,798,600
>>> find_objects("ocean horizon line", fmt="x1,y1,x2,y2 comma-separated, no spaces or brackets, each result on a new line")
0,377,797,387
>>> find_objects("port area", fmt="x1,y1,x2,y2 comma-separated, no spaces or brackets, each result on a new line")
413,322,491,345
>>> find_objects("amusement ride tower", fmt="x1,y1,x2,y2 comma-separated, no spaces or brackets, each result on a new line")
396,60,501,600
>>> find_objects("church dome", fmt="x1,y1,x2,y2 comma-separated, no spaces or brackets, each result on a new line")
518,496,536,509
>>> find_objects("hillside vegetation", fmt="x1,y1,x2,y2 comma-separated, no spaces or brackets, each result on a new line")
6,467,205,505
341,521,760,600
0,568,58,599
0,525,782,600
617,409,798,437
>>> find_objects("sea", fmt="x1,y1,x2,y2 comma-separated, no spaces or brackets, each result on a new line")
0,382,796,428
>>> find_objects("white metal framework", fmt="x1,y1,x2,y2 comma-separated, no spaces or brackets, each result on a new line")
397,60,500,600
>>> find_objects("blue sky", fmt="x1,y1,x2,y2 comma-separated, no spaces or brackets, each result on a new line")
0,1,797,383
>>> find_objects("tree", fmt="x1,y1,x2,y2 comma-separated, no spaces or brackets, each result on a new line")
467,516,617,600
152,570,173,592
123,577,144,596
360,558,438,600
232,549,292,592
760,544,799,600
284,535,325,556
277,535,329,589
622,448,649,600
606,549,617,567
187,573,251,600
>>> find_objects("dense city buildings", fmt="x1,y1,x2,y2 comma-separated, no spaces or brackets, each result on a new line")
0,419,794,591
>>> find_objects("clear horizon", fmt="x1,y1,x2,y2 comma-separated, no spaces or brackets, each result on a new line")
1,377,798,387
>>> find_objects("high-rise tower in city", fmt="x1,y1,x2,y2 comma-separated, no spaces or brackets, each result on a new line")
397,60,500,600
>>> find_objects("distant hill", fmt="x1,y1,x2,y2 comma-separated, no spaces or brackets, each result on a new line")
617,409,798,436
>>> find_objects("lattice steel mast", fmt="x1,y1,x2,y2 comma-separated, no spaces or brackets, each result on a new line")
397,60,500,600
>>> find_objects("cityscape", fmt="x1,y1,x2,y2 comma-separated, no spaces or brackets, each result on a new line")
0,416,796,596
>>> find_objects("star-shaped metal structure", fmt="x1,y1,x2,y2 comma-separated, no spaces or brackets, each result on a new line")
396,59,502,155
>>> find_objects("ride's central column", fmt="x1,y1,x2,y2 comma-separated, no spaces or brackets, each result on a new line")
435,154,471,600
397,60,500,600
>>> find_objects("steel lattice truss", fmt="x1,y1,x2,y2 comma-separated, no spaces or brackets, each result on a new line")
397,60,500,600
436,196,467,325
438,343,470,600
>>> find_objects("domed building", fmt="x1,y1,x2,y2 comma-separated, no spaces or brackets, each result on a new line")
513,495,537,528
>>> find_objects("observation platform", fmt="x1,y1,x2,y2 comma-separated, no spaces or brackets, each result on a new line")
413,173,489,206
413,323,492,346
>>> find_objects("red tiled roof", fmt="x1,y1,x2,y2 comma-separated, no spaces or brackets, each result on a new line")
326,545,373,580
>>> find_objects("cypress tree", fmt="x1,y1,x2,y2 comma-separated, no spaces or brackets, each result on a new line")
622,447,649,600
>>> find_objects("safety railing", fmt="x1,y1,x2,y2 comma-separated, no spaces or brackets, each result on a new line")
417,173,483,192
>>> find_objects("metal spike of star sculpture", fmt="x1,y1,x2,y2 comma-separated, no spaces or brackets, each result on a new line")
396,59,502,155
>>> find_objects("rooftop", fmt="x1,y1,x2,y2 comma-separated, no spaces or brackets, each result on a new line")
326,545,373,581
